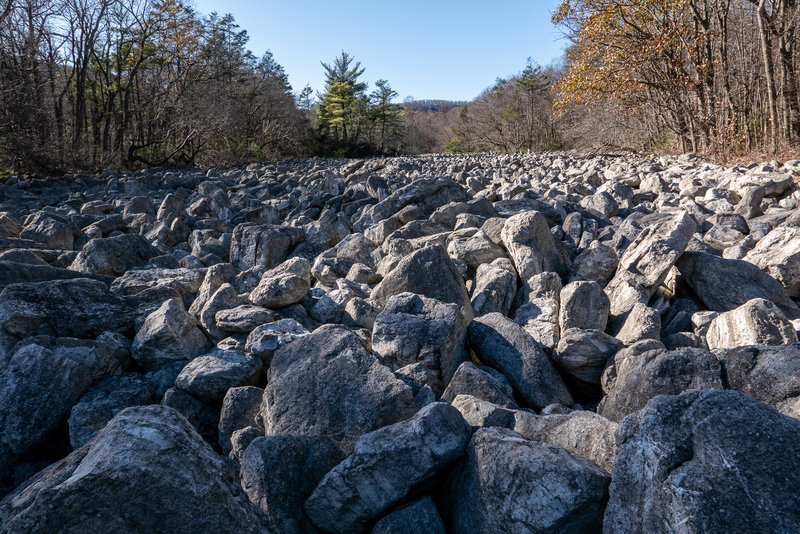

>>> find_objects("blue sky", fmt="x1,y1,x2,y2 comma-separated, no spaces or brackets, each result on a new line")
192,0,567,102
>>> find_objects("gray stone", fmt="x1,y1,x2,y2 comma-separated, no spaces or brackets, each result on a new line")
0,278,133,339
501,210,568,279
598,345,723,422
68,374,153,449
705,298,797,351
722,344,800,419
554,328,623,390
304,402,471,533
615,303,661,345
450,394,517,430
69,234,160,276
513,271,562,349
131,298,209,369
240,435,345,534
447,229,506,270
249,257,311,308
513,410,618,472
218,386,263,455
569,241,618,287
744,226,800,297
0,333,129,458
19,212,75,249
371,497,446,534
441,361,518,408
260,325,418,453
245,318,308,364
175,350,262,404
371,245,472,317
468,313,573,410
372,292,468,384
312,233,375,285
229,223,305,271
559,281,610,332
0,406,270,532
676,251,798,316
470,258,517,317
215,305,278,333
443,427,610,534
604,390,800,534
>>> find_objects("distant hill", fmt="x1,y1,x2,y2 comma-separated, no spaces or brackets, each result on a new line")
401,100,466,113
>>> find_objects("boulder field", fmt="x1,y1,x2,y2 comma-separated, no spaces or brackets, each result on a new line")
1,153,800,533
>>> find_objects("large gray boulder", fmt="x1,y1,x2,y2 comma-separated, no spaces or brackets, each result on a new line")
554,328,622,391
441,361,519,408
598,344,724,422
229,223,305,271
131,298,209,369
468,313,573,410
260,325,418,453
0,406,270,532
0,333,129,460
110,267,206,306
605,211,695,322
68,373,154,449
249,257,311,308
559,281,610,332
371,245,472,317
470,258,517,317
372,292,468,384
513,271,562,349
240,435,345,534
500,210,567,279
513,410,618,472
0,279,133,339
311,233,375,286
371,497,446,534
19,212,75,249
722,344,800,419
604,390,800,534
304,402,471,533
676,251,798,316
444,427,610,534
175,350,262,404
0,261,113,291
705,298,797,351
744,226,800,297
218,386,263,455
69,234,160,276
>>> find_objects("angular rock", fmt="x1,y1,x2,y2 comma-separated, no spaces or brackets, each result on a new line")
513,410,618,472
0,333,129,459
110,267,206,306
260,325,418,452
441,361,518,408
598,345,723,422
218,386,263,455
722,344,800,418
372,292,468,384
304,402,471,533
513,271,562,349
444,427,610,534
371,244,472,315
68,373,153,449
468,313,573,410
229,223,305,271
19,212,75,249
604,390,800,534
249,256,311,308
676,251,798,316
501,210,567,279
312,233,375,286
175,350,262,404
69,234,160,276
705,298,797,351
559,281,610,332
131,298,208,369
371,497,446,534
569,241,618,287
447,229,506,270
615,303,661,345
554,328,623,391
605,211,695,321
450,394,517,430
0,278,132,339
240,435,345,534
0,406,269,532
215,305,278,333
470,258,517,317
245,318,309,364
744,226,800,297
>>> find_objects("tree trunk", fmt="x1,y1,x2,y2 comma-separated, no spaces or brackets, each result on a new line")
757,0,779,151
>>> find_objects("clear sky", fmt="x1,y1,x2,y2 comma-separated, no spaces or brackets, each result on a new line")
192,0,567,103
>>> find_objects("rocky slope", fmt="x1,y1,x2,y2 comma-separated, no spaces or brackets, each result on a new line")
1,153,800,533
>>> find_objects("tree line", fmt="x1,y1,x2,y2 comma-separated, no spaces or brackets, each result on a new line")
553,0,800,157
